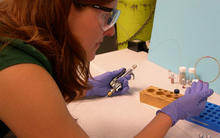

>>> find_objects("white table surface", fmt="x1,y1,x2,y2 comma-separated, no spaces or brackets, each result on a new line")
67,49,220,138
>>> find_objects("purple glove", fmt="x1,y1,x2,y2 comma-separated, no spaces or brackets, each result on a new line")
86,68,131,97
157,81,214,126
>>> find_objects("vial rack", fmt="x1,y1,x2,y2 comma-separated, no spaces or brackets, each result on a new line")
140,85,183,108
186,102,220,133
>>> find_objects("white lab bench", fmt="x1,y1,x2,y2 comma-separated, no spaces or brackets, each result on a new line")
67,49,220,138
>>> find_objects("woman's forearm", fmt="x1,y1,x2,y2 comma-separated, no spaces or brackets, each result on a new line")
135,112,172,138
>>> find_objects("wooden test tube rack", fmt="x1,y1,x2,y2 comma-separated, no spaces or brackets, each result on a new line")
140,86,183,108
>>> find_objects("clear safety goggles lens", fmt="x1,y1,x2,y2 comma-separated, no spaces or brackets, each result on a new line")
103,9,120,31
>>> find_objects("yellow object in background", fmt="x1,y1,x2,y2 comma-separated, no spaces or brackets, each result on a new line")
116,0,156,49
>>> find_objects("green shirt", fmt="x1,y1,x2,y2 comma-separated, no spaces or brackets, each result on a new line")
0,38,53,137
0,38,53,75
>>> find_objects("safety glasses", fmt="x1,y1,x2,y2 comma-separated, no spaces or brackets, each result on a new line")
75,3,120,31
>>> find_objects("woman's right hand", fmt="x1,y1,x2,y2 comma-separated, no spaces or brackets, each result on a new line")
157,80,214,126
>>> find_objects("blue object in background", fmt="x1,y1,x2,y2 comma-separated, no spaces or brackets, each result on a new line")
186,102,220,133
148,0,220,94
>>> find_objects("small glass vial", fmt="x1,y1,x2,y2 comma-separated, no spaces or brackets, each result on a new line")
170,73,175,84
188,67,196,84
178,66,186,85
168,70,175,84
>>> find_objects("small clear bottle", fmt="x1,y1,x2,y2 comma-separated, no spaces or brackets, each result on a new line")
178,66,186,85
168,70,175,84
188,67,196,84
170,73,175,84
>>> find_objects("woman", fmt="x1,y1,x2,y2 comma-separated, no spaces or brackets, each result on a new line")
0,0,213,138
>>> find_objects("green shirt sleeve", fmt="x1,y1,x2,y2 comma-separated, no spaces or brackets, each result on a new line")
0,39,53,76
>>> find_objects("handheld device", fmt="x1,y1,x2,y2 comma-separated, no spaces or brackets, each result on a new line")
107,64,137,97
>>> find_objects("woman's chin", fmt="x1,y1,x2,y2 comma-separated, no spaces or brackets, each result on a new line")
88,54,96,61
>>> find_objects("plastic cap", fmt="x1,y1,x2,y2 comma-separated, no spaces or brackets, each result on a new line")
174,89,180,94
192,79,199,82
188,67,196,74
179,66,186,72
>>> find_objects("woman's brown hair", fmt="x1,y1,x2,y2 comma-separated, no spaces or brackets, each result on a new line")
0,0,114,102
